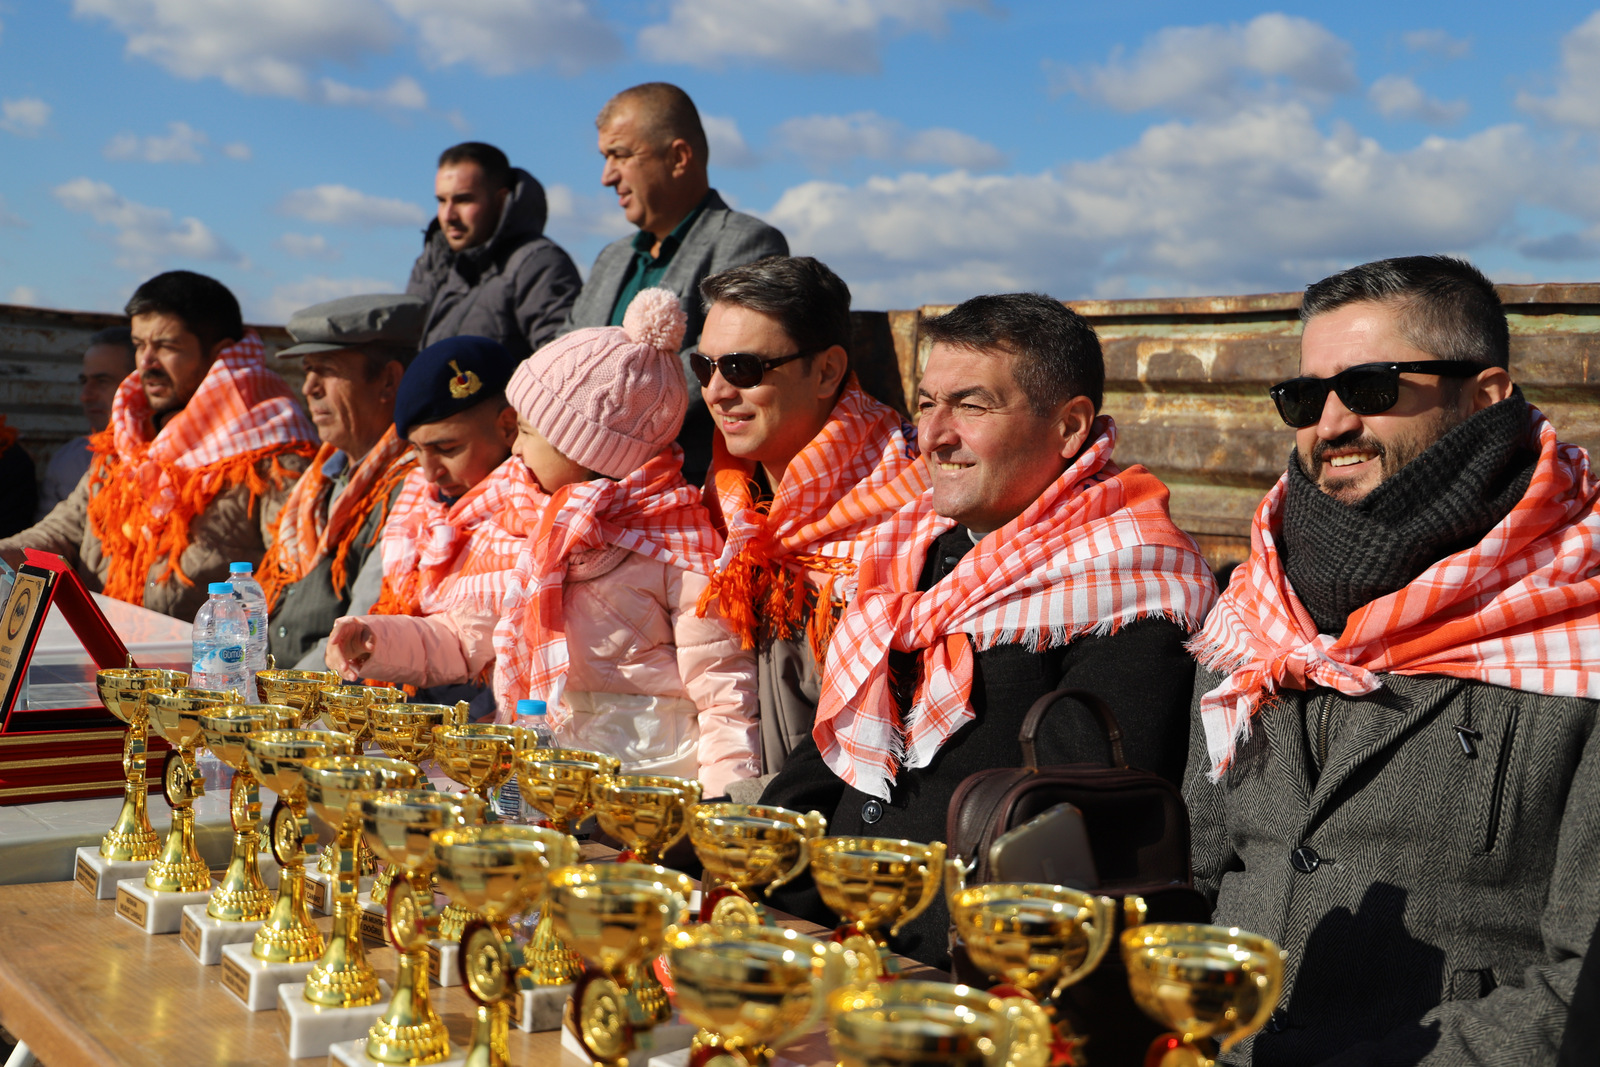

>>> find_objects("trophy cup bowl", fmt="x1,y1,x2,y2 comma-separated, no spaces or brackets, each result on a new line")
592,774,703,865
243,729,358,963
1121,924,1285,1067
548,862,694,1067
300,755,423,1008
666,923,864,1067
142,686,236,892
94,665,187,862
828,981,1051,1067
945,864,1118,1000
195,703,297,921
321,684,404,746
256,665,339,727
433,725,541,940
359,788,488,1066
808,837,947,970
689,803,827,924
369,702,467,763
514,748,623,832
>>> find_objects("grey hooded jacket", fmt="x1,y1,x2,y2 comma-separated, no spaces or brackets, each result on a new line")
406,167,582,359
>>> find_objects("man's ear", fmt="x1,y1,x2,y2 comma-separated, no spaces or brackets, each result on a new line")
1055,395,1098,461
667,137,695,179
205,335,233,363
813,344,850,400
495,403,518,448
1468,366,1514,413
379,359,406,401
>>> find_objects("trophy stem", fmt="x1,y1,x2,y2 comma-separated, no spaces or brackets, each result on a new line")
437,902,476,943
253,800,324,963
305,821,380,1007
526,907,584,985
102,718,159,862
366,945,451,1064
208,772,272,921
463,1001,511,1067
623,959,672,1028
145,753,209,893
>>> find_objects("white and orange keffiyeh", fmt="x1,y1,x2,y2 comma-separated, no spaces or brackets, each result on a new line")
370,458,538,618
258,425,415,610
1192,407,1600,781
700,379,925,661
492,447,723,722
86,333,316,604
815,417,1217,800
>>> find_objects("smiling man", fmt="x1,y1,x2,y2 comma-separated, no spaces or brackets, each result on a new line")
760,292,1217,965
1187,256,1600,1064
257,294,423,669
0,271,316,619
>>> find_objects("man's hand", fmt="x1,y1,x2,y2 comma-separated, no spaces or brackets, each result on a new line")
325,617,376,682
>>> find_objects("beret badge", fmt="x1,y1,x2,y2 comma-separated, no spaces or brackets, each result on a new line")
448,359,482,400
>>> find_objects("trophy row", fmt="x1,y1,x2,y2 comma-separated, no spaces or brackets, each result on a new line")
82,660,1285,1067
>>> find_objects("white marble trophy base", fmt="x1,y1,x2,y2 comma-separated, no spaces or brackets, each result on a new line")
427,939,461,987
327,1037,466,1067
276,980,392,1059
115,878,214,934
358,900,390,945
220,941,317,1010
514,976,571,1032
180,904,263,965
75,847,154,900
561,1020,696,1067
304,870,374,915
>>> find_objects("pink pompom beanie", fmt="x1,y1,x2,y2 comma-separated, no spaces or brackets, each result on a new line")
505,288,689,480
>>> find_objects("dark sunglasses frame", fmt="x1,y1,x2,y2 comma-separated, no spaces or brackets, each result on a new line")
689,346,826,389
1269,360,1487,428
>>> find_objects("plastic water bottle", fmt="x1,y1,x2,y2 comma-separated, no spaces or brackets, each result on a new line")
192,582,250,699
499,699,551,823
228,562,268,702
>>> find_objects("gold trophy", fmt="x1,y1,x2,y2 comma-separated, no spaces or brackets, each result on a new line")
689,803,827,924
243,729,358,963
301,755,423,1007
195,704,296,922
514,747,622,986
431,722,521,944
359,788,487,1065
1121,924,1285,1067
256,660,338,725
828,981,1052,1067
363,701,467,905
547,862,694,1067
808,837,947,973
315,684,405,880
142,686,237,892
93,662,187,863
429,825,581,1067
593,774,703,864
666,923,868,1067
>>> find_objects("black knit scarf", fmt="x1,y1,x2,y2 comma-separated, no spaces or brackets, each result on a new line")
1280,391,1537,635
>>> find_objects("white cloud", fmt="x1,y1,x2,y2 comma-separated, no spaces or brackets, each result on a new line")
1403,28,1470,60
53,177,238,271
266,275,401,322
638,0,984,74
702,115,759,168
777,111,1005,171
1368,75,1468,125
7,287,41,307
222,142,252,161
0,195,23,228
319,75,426,109
275,233,341,261
104,120,208,162
279,184,427,227
1,97,52,136
1518,11,1600,129
386,0,621,74
1061,13,1358,115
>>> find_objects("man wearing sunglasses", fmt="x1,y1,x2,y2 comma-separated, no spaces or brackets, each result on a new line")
1186,255,1600,1064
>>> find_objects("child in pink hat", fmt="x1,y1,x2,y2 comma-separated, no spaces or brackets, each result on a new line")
327,289,759,796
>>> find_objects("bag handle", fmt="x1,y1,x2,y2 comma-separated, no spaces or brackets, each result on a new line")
1019,688,1129,770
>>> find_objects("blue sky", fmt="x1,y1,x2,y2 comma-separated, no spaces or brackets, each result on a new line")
4,1,1600,321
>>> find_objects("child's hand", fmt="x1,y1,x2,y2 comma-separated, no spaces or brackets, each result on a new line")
325,617,376,681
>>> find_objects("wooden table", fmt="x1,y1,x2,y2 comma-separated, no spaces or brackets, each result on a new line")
0,876,940,1067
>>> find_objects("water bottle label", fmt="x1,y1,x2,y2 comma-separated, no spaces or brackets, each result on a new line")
220,646,244,664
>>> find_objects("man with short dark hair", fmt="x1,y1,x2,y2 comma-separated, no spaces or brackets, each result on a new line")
1187,255,1600,1063
0,271,316,619
258,293,424,668
36,326,136,519
406,141,581,358
762,293,1216,965
566,84,788,482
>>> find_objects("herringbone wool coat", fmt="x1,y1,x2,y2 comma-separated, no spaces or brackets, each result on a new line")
1186,667,1600,1065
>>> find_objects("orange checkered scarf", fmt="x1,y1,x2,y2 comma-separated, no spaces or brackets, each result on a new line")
1192,407,1600,781
86,333,316,604
815,417,1217,800
492,447,722,723
258,426,415,610
370,458,537,618
700,380,925,662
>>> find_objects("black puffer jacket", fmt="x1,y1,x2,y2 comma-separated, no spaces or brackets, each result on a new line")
406,168,582,358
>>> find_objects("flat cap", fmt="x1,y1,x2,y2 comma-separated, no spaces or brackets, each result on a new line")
278,293,426,357
394,335,517,439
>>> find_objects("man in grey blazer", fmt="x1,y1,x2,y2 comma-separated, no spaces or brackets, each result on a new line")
1185,255,1600,1064
564,82,788,483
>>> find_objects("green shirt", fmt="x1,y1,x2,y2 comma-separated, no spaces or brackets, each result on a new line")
607,194,711,326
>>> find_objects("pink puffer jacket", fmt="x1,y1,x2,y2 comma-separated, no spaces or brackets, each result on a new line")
342,544,760,797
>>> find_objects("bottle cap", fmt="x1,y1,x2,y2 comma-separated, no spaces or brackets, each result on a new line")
208,581,235,595
516,699,547,716
229,562,251,573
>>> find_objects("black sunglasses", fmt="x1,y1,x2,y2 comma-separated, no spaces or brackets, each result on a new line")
1269,360,1486,428
689,347,824,389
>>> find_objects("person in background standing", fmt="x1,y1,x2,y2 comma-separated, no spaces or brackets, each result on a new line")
36,326,136,520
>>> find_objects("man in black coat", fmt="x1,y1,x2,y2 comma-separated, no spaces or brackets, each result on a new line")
761,293,1216,967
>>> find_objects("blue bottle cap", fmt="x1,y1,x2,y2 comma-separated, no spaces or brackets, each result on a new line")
208,581,235,595
516,699,547,716
229,562,251,573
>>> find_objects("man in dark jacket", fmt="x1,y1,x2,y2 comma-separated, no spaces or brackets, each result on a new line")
406,142,581,359
762,293,1218,967
1186,255,1600,1064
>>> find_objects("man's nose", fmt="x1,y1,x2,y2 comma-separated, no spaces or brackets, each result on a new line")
701,364,737,405
1314,387,1362,440
418,453,443,484
601,158,620,187
918,406,957,455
